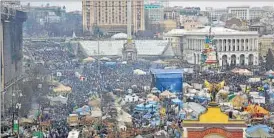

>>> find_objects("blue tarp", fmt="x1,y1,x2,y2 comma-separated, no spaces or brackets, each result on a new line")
246,125,271,134
151,69,183,93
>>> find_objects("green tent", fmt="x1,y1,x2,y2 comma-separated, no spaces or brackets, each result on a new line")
32,131,44,138
228,94,236,101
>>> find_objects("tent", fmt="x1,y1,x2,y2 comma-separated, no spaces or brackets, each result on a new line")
135,135,143,138
32,131,43,138
68,130,80,138
245,105,269,115
147,94,159,101
247,129,272,138
133,69,146,75
90,107,102,117
184,102,206,117
48,95,68,105
231,68,252,76
135,104,146,111
151,87,161,93
104,62,117,67
228,94,236,101
100,57,111,61
153,60,167,64
82,57,95,63
265,70,274,75
53,84,72,94
75,105,92,116
150,69,183,93
172,98,183,105
20,118,33,124
160,90,176,98
231,95,248,109
246,124,271,134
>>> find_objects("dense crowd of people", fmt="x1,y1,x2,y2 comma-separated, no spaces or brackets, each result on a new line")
4,41,271,137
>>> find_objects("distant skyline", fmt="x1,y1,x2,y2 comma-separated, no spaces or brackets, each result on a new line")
21,1,274,12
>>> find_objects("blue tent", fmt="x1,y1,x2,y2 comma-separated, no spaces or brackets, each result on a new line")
246,125,271,134
150,69,183,93
104,62,117,67
75,105,92,115
172,98,183,105
134,104,146,111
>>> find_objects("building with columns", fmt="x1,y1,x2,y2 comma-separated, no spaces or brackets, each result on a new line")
163,26,259,67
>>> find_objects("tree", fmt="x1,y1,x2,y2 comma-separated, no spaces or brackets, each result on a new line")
265,48,274,70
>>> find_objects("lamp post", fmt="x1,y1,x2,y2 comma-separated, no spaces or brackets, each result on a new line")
15,92,22,138
12,90,22,136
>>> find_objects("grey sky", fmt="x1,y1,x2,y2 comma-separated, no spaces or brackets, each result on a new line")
20,1,274,12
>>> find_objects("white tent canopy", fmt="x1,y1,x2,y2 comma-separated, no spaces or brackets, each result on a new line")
83,57,95,63
48,95,68,104
133,69,146,75
100,57,111,61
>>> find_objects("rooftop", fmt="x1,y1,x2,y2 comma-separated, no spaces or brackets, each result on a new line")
164,26,258,36
79,40,174,57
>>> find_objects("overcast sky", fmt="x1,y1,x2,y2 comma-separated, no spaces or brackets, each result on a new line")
20,1,274,12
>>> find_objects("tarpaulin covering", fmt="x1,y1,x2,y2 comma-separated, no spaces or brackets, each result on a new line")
151,69,183,93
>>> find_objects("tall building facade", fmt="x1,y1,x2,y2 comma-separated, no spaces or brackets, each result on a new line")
164,26,259,66
227,6,250,20
249,7,264,20
205,7,227,21
145,4,164,24
82,0,145,34
1,4,27,115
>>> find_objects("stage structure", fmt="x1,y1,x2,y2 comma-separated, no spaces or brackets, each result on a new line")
150,69,183,93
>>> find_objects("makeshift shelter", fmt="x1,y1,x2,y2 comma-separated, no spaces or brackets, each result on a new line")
172,98,183,109
150,69,183,93
265,70,274,75
53,84,72,94
231,68,252,76
75,105,92,116
100,57,111,61
133,69,146,75
247,129,272,138
48,95,68,105
231,95,248,109
32,131,43,138
68,130,80,138
159,90,176,99
246,125,271,138
147,94,159,102
135,135,143,138
151,87,161,93
88,98,101,107
90,107,102,117
248,78,261,83
124,95,139,102
245,105,269,115
20,118,33,125
153,60,167,64
82,57,95,63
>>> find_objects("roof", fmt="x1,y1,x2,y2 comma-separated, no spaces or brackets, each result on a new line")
79,40,174,57
164,26,258,36
150,69,183,74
